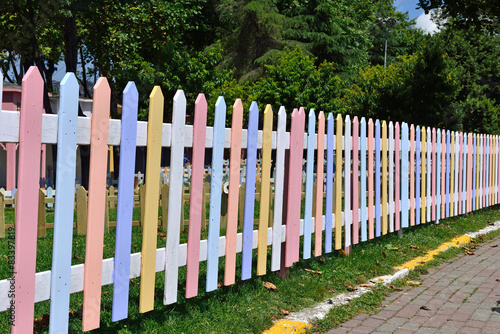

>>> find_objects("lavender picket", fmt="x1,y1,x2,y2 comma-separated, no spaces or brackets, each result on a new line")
206,96,226,292
401,123,409,229
242,102,259,278
111,82,139,320
49,73,79,333
375,120,381,237
454,132,460,215
325,114,334,253
360,118,368,242
303,110,316,259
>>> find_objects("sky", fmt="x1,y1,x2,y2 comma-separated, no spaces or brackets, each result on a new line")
394,0,439,34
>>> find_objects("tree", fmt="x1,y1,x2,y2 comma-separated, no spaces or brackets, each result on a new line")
418,0,500,32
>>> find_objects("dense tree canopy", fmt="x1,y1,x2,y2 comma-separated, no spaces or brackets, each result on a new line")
0,0,499,134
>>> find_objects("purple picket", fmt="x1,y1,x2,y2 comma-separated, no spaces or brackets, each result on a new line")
375,120,381,237
241,102,259,280
111,82,139,320
325,114,334,253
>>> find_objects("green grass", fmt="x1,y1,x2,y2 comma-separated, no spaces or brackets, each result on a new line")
0,204,499,333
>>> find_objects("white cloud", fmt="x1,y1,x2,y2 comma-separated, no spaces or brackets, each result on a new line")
415,11,439,34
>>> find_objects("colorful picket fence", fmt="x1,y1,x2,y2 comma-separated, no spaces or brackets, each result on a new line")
1,67,500,333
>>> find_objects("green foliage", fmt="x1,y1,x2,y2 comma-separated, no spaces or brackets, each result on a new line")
418,0,500,33
340,39,458,128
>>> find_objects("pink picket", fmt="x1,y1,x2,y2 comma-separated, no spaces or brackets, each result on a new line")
12,66,44,334
225,99,244,285
186,94,208,298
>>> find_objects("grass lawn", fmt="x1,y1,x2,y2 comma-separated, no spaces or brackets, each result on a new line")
0,203,499,333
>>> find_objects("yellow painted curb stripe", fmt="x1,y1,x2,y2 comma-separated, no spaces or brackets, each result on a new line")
264,320,311,334
395,235,472,271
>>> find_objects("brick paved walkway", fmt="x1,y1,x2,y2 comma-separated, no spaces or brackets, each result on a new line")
326,234,500,334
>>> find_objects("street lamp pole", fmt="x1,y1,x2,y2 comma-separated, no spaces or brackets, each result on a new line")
377,17,397,68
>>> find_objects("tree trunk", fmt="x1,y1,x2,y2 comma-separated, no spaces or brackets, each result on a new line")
64,16,78,73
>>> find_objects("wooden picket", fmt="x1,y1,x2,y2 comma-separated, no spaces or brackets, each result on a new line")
2,70,500,333
12,66,44,334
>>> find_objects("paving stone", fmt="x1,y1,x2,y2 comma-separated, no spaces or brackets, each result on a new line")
470,309,491,321
372,310,398,320
360,318,384,328
352,313,370,321
414,327,437,334
325,328,349,334
350,326,373,333
437,326,459,334
393,329,416,334
340,319,361,328
457,327,481,334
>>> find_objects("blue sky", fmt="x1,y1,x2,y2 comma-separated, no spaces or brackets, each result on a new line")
394,0,439,33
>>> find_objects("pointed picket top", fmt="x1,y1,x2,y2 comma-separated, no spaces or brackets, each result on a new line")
318,110,325,124
216,95,226,110
308,108,316,128
234,98,244,115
